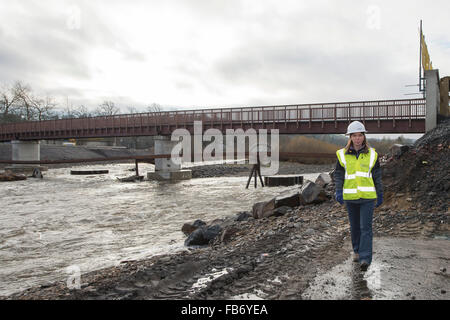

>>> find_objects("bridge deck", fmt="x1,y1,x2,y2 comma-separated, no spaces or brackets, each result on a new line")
0,98,426,141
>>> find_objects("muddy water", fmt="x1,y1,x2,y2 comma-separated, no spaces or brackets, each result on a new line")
302,238,450,300
0,163,320,296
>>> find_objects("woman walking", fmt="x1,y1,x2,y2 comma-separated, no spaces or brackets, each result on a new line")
334,121,383,271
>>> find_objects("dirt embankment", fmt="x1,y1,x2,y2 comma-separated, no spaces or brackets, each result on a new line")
382,118,450,212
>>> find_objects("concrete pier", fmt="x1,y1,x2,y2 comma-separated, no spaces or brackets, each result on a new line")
6,140,47,174
425,69,440,132
12,140,41,162
147,136,192,181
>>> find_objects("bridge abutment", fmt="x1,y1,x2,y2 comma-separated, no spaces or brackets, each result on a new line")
147,135,192,181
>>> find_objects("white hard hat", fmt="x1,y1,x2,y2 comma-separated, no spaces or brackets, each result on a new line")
346,121,367,135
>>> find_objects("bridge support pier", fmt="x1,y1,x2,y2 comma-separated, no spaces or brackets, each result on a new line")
425,69,440,132
6,140,47,174
147,136,191,181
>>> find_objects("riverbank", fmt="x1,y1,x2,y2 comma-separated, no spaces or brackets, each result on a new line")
3,197,448,300
0,160,329,298
189,162,334,179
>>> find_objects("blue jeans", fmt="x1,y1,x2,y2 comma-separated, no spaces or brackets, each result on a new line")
345,200,375,264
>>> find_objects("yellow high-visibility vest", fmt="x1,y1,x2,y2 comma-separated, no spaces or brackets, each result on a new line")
336,147,378,200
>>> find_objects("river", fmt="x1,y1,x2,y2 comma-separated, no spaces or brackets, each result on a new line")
0,162,321,296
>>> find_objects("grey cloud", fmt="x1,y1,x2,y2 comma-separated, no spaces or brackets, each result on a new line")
0,0,447,111
0,1,147,91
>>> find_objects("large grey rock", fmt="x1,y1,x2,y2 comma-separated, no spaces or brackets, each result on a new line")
315,173,332,188
274,190,301,208
184,225,222,246
252,198,276,219
181,219,206,236
300,180,328,204
252,188,304,219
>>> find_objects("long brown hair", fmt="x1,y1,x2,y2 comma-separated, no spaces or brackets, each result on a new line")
345,133,370,153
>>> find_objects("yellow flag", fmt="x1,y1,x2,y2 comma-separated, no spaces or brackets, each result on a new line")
421,32,433,71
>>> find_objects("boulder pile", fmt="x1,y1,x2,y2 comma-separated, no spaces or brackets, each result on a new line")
182,173,333,246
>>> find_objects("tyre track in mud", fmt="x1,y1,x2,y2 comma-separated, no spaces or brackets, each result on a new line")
189,214,350,299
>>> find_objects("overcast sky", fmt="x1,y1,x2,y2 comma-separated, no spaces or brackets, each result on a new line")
0,0,448,118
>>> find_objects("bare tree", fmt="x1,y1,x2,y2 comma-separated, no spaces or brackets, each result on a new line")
13,81,35,120
0,83,20,116
147,103,162,113
96,100,120,116
73,105,90,118
64,103,91,118
29,95,57,121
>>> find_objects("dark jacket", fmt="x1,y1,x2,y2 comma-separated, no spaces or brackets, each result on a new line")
334,145,383,202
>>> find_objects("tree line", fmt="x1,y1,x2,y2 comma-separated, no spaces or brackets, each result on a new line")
0,81,163,124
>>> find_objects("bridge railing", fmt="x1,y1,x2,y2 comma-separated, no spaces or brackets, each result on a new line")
0,98,426,138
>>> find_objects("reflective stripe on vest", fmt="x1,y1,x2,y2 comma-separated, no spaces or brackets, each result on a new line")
336,147,378,200
343,186,376,194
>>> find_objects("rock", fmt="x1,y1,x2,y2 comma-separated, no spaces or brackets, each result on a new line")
220,226,239,243
181,219,206,236
252,199,276,219
235,211,251,222
181,223,196,236
315,173,332,188
329,169,336,182
274,190,301,208
272,206,291,217
184,224,222,246
203,225,223,242
300,180,328,204
0,170,27,182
